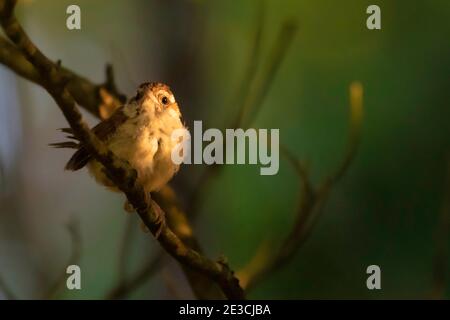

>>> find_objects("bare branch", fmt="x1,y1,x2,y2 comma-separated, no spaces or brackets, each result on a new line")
238,82,364,292
0,36,125,119
237,147,319,291
232,0,265,128
154,187,225,299
99,64,126,119
328,81,363,184
0,36,40,82
189,14,298,216
234,19,298,128
108,186,225,299
0,0,243,299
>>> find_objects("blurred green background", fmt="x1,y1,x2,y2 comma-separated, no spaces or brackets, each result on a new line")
0,0,449,299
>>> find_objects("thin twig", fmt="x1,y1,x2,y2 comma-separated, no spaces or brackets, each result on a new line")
189,13,298,216
232,0,265,128
328,82,363,184
0,36,125,119
235,19,298,128
238,82,364,292
187,5,266,216
45,218,82,299
237,147,318,290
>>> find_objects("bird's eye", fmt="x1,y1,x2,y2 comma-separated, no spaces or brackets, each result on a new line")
161,96,169,105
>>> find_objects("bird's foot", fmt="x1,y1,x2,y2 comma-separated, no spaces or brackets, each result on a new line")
140,221,150,233
123,200,135,213
150,200,166,239
125,198,166,239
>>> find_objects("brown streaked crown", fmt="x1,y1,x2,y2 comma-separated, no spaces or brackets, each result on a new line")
130,82,173,103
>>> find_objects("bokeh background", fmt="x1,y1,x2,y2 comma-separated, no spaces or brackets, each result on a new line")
1,0,450,299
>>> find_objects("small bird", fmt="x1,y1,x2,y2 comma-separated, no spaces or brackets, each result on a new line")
51,82,186,232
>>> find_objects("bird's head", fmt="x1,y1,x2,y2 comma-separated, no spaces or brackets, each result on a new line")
130,82,181,119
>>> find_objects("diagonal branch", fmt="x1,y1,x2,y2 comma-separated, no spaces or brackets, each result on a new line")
188,14,298,215
234,19,298,129
238,82,364,291
0,0,244,300
0,36,125,119
232,0,265,129
107,186,225,299
153,187,226,299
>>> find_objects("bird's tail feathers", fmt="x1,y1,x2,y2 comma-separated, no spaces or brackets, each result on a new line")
49,127,91,171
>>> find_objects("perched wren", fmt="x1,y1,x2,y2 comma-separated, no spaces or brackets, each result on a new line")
52,82,186,232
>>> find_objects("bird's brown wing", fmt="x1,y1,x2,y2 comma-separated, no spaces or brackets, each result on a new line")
91,106,128,140
51,106,128,171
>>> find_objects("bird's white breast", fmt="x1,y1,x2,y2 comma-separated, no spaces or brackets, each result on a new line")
88,109,184,193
